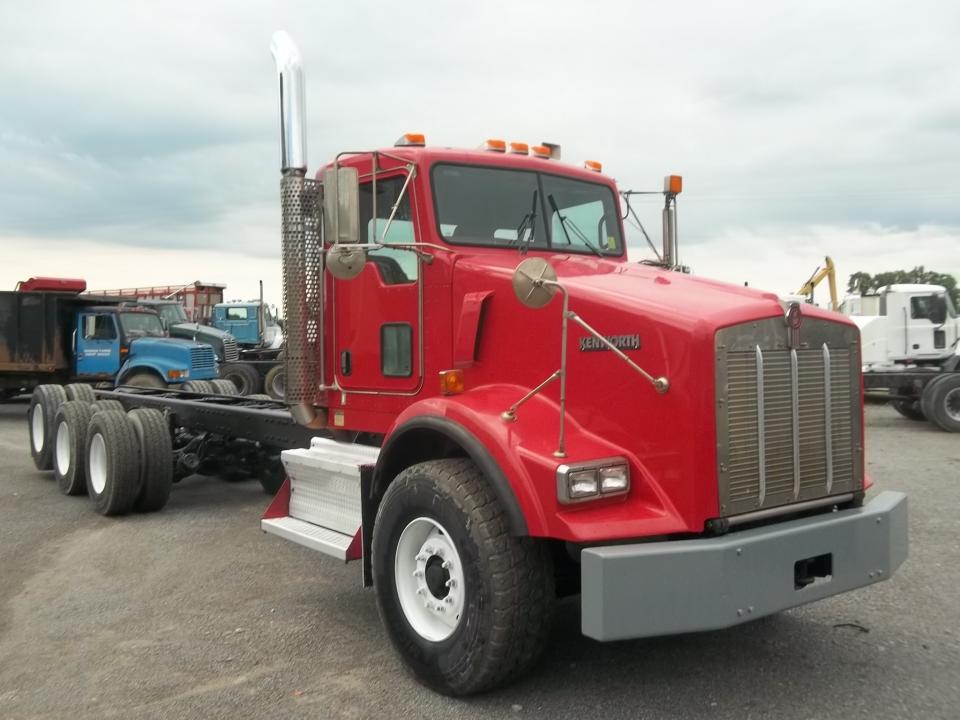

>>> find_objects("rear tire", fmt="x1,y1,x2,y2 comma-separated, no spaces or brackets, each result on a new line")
209,378,240,395
891,399,925,421
53,401,95,495
64,383,97,404
371,458,553,695
264,365,286,400
122,371,168,389
93,399,126,415
127,408,174,512
29,384,67,471
85,411,140,516
927,374,960,432
219,362,262,395
921,375,950,425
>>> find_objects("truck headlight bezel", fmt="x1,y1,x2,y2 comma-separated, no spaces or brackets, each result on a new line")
556,458,631,504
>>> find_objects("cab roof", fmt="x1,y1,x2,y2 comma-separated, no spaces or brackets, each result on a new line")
325,145,617,187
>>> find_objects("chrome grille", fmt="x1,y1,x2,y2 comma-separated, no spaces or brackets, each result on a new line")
190,345,217,373
716,317,861,517
222,337,240,362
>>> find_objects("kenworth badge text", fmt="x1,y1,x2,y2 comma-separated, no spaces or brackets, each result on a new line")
23,30,908,697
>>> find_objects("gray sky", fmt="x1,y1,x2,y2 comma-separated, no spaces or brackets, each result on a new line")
2,1,958,306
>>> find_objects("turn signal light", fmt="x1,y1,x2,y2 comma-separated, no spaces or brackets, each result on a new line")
509,142,529,155
439,369,465,395
483,139,506,152
167,369,189,380
584,160,602,173
664,175,683,194
394,133,426,147
531,145,551,159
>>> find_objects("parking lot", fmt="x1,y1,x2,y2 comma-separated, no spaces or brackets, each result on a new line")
0,400,957,720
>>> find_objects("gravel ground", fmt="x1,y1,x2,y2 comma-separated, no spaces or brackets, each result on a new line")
0,400,957,719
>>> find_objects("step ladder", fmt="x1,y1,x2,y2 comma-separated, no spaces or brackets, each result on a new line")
261,436,380,561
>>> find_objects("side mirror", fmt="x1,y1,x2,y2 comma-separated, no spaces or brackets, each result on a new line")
322,166,360,245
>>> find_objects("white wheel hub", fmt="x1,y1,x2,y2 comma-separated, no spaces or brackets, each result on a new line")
31,404,44,452
55,420,71,474
394,517,465,642
88,432,108,495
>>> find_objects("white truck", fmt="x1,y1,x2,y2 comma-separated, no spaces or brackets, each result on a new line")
842,283,960,431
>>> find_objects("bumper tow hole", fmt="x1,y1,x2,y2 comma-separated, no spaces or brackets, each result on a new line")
794,553,833,590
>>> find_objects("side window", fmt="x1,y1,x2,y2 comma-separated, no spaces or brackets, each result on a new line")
359,176,418,285
226,307,249,321
381,323,413,377
910,295,946,323
84,315,116,340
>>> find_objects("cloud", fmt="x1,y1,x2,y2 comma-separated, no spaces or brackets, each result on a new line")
1,0,958,295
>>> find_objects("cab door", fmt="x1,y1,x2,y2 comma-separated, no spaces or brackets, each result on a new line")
333,174,421,393
75,312,121,377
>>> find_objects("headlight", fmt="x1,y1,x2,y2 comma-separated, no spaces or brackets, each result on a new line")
557,459,630,504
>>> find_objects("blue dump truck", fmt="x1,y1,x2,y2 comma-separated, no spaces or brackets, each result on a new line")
0,278,218,400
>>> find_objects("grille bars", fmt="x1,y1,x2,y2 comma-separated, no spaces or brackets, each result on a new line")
754,343,836,504
755,345,766,505
823,343,833,493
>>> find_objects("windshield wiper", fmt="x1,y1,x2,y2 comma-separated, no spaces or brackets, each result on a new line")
510,189,539,254
547,194,604,258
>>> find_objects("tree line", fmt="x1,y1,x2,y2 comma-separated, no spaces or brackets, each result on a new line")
847,267,959,307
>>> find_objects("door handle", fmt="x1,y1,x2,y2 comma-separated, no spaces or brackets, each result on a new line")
340,350,352,376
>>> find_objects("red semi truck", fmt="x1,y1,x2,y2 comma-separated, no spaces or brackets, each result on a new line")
25,31,907,696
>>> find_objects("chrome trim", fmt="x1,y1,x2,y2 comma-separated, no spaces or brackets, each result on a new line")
823,343,833,493
724,492,855,528
755,344,766,505
790,348,800,499
556,458,630,505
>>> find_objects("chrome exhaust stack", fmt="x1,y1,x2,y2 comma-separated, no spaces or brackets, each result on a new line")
271,31,307,176
272,31,324,427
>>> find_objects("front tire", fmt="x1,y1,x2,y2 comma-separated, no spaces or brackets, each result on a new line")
122,371,168,389
371,458,553,695
890,399,925,421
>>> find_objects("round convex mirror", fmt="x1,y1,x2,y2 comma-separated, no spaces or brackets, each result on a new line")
326,245,366,280
512,257,558,309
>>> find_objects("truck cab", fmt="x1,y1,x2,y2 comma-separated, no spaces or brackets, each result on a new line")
74,306,217,387
848,284,960,366
138,299,240,363
211,301,283,350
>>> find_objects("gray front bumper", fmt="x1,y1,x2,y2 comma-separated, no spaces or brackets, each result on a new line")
581,491,908,641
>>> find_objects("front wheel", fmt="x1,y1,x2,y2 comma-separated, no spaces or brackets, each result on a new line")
927,374,960,432
890,399,925,421
371,458,553,696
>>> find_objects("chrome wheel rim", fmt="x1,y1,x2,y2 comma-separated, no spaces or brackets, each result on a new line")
31,404,44,452
55,421,71,475
88,433,107,495
394,517,465,642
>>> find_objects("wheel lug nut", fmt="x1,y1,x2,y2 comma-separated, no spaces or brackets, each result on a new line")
413,570,423,578
444,597,453,604
445,579,456,588
425,546,434,554
442,561,452,570
415,554,426,562
417,588,426,595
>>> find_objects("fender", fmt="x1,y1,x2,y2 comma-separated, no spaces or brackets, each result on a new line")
116,358,180,386
374,413,530,536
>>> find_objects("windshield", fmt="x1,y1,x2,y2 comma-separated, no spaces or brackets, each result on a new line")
119,312,166,338
155,304,188,325
432,164,623,255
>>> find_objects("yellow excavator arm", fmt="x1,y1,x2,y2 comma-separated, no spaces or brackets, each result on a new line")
798,256,839,311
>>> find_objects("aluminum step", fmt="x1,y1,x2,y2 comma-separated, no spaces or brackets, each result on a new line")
261,516,355,560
